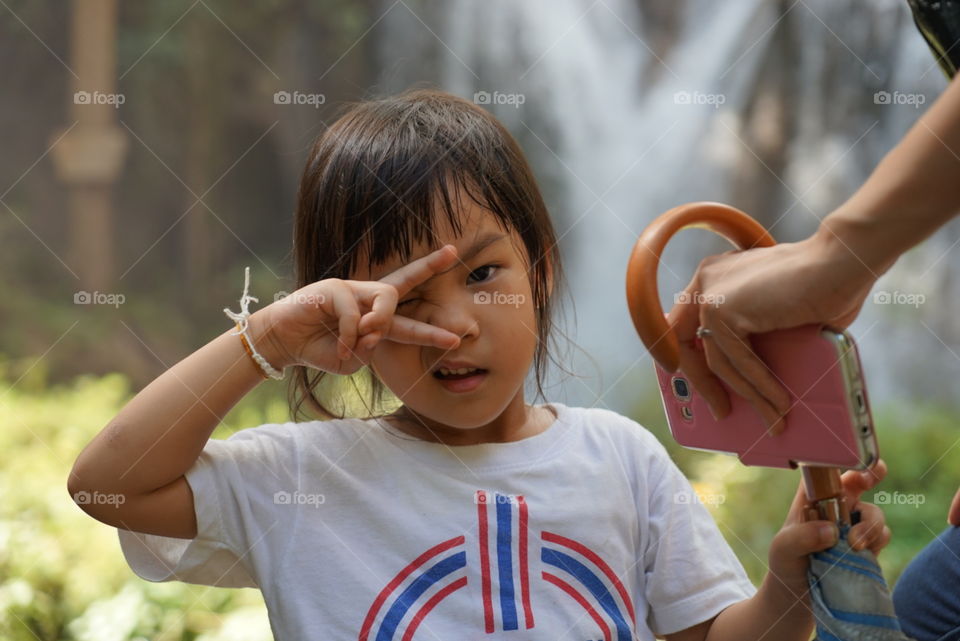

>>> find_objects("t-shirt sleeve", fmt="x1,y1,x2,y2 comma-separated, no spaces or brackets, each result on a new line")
117,422,300,588
638,433,757,636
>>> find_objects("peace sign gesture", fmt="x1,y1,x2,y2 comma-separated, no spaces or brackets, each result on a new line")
257,245,462,375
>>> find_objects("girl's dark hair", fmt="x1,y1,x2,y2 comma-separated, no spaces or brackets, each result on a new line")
289,87,568,421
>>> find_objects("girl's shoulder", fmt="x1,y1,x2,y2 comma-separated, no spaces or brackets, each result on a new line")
557,403,671,460
216,415,377,458
565,403,661,437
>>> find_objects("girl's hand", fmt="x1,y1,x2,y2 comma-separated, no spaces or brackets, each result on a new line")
764,459,890,603
255,245,462,374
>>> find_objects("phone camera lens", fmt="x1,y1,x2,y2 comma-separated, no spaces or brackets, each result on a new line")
672,377,691,400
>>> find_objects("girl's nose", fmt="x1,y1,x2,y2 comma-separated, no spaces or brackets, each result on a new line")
426,298,480,342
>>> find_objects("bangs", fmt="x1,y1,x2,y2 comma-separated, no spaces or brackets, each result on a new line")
295,89,538,283
340,165,514,280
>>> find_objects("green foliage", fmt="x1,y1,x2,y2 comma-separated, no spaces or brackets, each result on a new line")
0,360,276,641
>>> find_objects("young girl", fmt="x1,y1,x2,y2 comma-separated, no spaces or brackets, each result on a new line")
70,89,889,641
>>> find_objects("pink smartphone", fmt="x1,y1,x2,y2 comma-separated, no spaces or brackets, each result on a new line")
656,324,878,470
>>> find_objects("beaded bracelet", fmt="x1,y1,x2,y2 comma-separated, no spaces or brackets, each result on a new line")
223,267,285,380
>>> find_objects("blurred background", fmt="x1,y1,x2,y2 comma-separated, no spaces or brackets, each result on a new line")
3,0,960,639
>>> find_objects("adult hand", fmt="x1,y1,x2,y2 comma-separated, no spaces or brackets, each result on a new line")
949,484,960,526
668,227,878,433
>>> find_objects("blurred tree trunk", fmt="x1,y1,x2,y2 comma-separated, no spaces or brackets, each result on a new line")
183,12,221,312
271,0,382,202
730,0,796,222
51,0,127,292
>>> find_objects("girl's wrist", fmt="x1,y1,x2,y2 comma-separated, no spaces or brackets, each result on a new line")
756,572,813,627
247,306,294,372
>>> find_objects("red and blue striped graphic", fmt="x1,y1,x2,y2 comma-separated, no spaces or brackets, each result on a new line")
358,491,637,640
475,489,535,633
359,536,468,641
541,531,636,641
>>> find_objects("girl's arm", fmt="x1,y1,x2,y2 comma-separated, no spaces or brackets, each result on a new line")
698,576,815,641
665,580,813,641
69,246,463,539
664,554,817,641
68,309,283,539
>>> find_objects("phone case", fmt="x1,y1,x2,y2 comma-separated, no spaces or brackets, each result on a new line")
657,324,878,469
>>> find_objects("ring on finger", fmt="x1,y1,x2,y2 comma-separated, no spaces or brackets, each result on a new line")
695,326,714,339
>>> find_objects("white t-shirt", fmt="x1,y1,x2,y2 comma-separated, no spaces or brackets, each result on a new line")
118,402,756,640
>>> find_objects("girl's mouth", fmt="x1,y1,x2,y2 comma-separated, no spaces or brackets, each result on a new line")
433,367,487,380
433,368,488,393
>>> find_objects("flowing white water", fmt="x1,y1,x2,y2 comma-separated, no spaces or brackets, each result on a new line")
377,0,958,414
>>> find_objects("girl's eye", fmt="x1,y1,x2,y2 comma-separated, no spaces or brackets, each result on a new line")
398,266,497,306
469,265,497,283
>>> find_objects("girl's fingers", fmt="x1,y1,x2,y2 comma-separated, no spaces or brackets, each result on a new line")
359,332,381,352
840,459,887,502
330,283,362,361
771,519,839,561
349,281,399,336
344,279,458,351
384,315,461,348
847,503,888,551
869,525,892,555
378,245,458,298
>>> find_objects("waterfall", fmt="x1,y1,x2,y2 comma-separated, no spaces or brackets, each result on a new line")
376,0,957,414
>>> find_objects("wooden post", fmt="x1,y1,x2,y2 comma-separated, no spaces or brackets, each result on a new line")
50,0,127,291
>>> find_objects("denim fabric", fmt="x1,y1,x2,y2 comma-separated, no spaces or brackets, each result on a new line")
893,526,960,641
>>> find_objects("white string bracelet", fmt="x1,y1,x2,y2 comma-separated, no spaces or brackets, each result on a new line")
223,266,285,380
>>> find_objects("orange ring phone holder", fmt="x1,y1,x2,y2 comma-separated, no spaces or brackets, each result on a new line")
625,202,850,526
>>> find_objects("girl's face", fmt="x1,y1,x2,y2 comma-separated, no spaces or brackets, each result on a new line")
354,200,543,441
